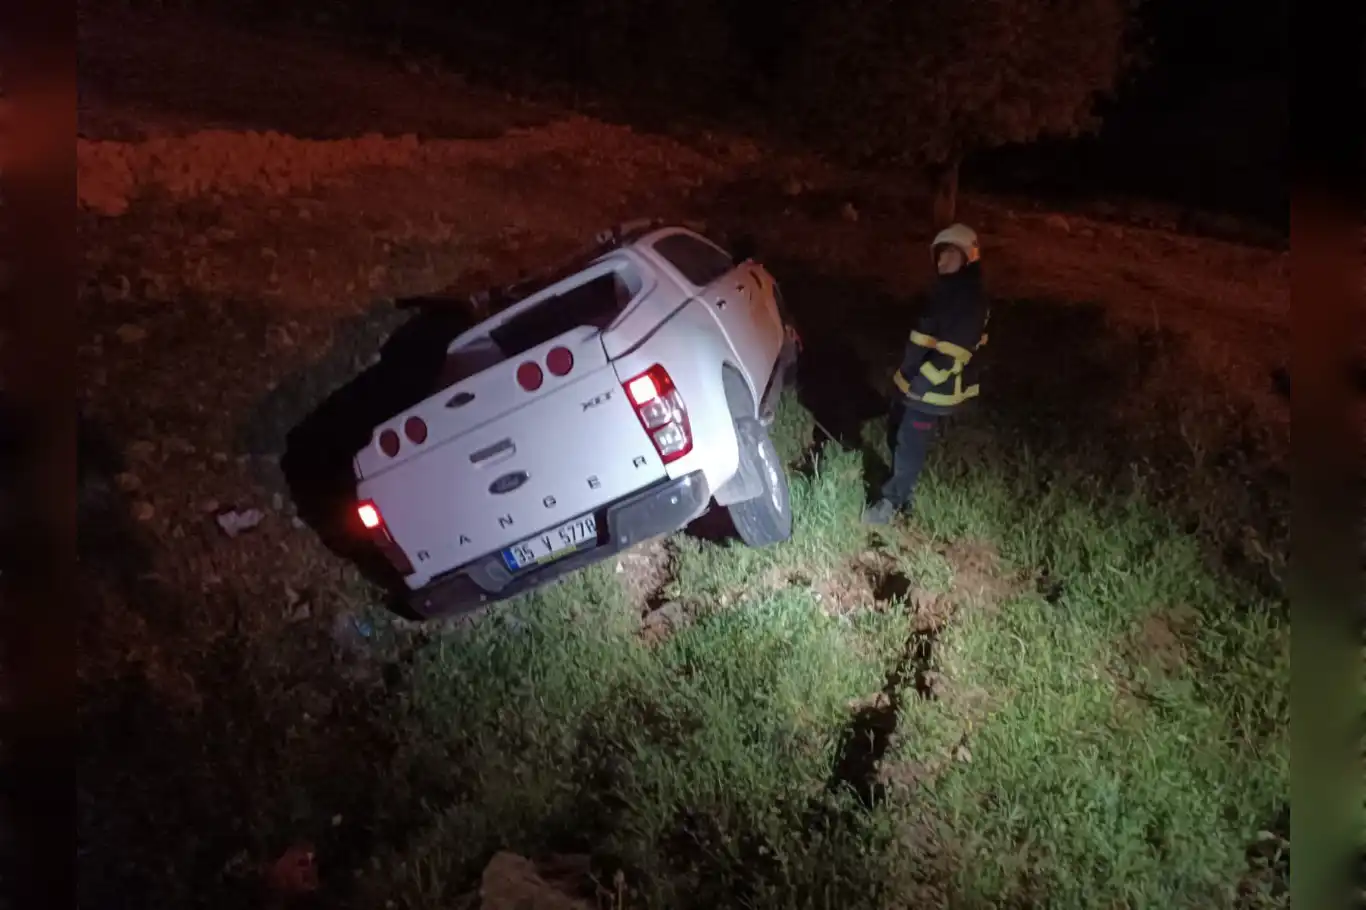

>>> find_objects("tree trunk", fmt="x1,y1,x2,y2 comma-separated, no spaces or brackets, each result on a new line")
931,155,961,229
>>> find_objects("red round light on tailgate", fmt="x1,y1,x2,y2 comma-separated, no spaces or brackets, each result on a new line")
378,429,401,457
546,346,574,377
404,416,428,444
516,361,544,391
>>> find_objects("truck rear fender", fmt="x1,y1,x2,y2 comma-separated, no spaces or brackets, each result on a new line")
609,298,742,504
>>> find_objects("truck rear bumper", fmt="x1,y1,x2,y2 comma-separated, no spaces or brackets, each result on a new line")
407,470,710,619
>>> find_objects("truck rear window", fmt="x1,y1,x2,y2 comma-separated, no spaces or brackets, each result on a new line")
652,233,734,288
439,337,505,387
489,270,635,357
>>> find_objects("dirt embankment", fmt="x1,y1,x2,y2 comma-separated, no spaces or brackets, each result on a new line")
78,117,763,218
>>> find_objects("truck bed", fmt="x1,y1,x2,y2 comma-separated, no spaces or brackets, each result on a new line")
355,322,668,589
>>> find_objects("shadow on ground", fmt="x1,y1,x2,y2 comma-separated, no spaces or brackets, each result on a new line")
240,297,481,605
759,250,1288,596
762,255,1167,504
756,258,906,496
77,414,406,910
770,254,1162,465
826,625,939,810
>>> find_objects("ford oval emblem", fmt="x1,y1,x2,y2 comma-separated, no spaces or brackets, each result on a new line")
489,471,529,495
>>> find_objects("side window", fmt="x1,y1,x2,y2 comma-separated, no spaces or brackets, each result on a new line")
652,234,734,288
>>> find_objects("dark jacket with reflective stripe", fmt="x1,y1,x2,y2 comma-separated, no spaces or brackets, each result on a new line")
892,262,989,416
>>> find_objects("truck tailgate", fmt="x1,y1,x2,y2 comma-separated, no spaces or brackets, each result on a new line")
355,326,667,579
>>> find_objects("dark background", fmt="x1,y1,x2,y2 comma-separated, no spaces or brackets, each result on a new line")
978,0,1287,228
120,0,1285,232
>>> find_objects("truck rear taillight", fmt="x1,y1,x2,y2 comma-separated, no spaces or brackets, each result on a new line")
519,345,575,391
546,346,574,376
623,365,693,464
516,361,544,391
355,499,415,576
404,416,428,444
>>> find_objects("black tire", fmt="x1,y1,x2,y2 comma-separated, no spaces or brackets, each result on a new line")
726,417,793,547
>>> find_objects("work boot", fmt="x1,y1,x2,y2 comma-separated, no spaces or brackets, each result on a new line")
862,498,897,525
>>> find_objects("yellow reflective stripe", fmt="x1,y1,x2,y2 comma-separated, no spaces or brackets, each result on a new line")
909,329,973,362
892,369,911,395
920,384,979,406
919,360,953,384
935,338,974,361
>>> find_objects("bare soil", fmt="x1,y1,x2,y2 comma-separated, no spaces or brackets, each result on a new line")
1129,606,1199,676
618,539,675,615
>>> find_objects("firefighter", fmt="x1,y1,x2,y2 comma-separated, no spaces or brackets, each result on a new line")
863,223,990,525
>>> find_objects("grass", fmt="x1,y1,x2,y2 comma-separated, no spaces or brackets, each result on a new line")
364,568,905,908
77,319,1288,909
76,376,1287,909
340,387,1288,909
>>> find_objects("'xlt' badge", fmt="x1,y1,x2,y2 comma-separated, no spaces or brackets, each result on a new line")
581,389,613,411
489,471,529,495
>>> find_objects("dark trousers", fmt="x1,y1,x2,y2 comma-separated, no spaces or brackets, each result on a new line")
880,403,938,507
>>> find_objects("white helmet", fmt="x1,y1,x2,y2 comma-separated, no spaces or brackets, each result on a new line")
931,223,980,264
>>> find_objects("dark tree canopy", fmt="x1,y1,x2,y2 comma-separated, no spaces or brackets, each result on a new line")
162,0,1145,221
786,0,1143,166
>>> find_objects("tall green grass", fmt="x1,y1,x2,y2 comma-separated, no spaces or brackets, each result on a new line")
360,392,1288,909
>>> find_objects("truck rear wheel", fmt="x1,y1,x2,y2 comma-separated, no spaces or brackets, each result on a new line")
726,417,793,547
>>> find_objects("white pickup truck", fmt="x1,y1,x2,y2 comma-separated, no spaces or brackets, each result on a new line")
351,222,801,619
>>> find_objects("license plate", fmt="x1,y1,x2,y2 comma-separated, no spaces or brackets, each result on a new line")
501,513,599,571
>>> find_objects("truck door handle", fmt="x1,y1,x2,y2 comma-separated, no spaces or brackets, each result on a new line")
470,438,515,465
